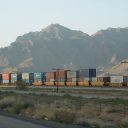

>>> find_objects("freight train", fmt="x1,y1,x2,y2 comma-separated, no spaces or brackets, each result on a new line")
0,69,128,87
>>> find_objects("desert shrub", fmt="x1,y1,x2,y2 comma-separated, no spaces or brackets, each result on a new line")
52,110,76,124
16,81,28,90
0,96,15,109
12,102,33,114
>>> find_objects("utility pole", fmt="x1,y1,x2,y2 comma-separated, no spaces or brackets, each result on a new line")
53,68,62,93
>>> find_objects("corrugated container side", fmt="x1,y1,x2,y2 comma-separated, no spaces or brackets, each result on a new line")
22,73,29,80
29,73,34,84
0,74,2,83
34,72,45,83
46,72,55,79
123,76,127,83
89,69,96,77
17,73,22,82
3,80,10,84
11,73,17,80
2,73,10,80
97,77,110,82
79,69,89,77
67,71,77,78
56,70,66,78
110,76,123,83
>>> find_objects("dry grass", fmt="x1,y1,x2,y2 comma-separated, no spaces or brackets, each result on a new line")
0,92,128,127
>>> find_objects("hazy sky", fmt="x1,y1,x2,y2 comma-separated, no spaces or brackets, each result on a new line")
0,0,128,47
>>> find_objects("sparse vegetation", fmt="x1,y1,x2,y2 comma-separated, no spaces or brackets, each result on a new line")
0,92,127,127
16,81,29,90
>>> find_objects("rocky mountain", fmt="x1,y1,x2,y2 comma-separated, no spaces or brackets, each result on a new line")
0,24,128,73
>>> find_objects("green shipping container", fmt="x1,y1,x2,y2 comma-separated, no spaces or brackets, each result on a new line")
11,73,17,83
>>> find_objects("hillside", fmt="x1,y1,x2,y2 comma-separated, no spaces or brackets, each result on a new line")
0,24,128,72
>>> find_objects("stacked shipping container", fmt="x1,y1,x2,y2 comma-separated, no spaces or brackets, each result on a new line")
22,73,29,83
110,76,128,86
55,70,66,86
45,72,55,86
2,72,10,84
78,69,96,86
33,72,45,85
66,71,77,86
10,73,17,84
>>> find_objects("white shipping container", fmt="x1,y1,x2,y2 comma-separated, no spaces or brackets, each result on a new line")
67,71,77,78
110,76,123,83
3,80,9,84
22,73,29,80
72,78,77,82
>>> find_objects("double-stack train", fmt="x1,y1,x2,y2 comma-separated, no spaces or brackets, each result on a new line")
0,68,128,87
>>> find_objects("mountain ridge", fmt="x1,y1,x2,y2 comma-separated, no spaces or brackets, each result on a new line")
0,24,128,73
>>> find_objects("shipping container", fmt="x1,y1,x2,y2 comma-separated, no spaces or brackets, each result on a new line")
10,73,17,83
78,69,96,78
67,71,77,78
56,70,66,78
0,74,2,83
3,80,9,84
110,76,127,83
2,73,10,80
97,77,110,83
89,69,96,77
29,73,34,84
45,72,55,79
17,73,22,82
22,73,29,83
33,72,46,85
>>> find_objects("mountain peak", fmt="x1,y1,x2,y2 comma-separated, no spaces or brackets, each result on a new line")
41,23,89,39
42,23,71,33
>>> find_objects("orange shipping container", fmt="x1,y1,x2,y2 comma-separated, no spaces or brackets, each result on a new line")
2,73,10,80
56,70,66,78
46,72,55,79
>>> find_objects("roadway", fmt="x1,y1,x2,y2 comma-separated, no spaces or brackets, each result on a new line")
0,115,48,128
